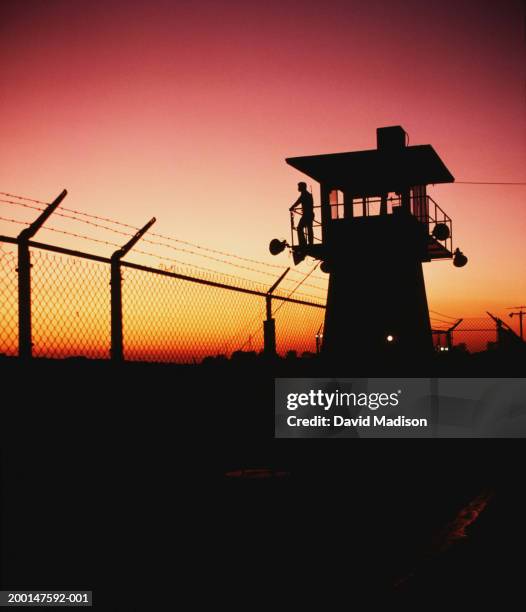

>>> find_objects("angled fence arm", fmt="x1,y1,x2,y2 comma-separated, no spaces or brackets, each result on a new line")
110,217,156,362
16,189,68,359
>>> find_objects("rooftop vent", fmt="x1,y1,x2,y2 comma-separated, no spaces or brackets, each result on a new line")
376,125,407,151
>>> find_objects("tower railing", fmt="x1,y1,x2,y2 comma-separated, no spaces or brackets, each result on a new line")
423,195,453,255
289,209,323,248
290,194,452,254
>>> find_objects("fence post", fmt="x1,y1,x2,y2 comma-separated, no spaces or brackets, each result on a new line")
110,218,156,362
264,268,290,356
17,239,32,359
110,255,124,362
16,190,67,359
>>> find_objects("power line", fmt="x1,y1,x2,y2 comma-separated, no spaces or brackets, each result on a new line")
429,310,458,320
454,181,526,186
272,262,322,316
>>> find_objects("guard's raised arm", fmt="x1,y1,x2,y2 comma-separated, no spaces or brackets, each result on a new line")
289,196,301,211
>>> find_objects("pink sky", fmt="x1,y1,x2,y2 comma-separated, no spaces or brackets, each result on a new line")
1,0,525,329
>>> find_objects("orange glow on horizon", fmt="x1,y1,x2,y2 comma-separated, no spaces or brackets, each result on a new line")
1,1,524,356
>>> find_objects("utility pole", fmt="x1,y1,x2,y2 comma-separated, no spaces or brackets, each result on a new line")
487,311,524,349
507,306,526,341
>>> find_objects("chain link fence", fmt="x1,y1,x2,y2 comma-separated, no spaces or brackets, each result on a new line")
432,318,499,353
1,236,512,361
31,248,111,359
0,241,18,356
0,237,325,362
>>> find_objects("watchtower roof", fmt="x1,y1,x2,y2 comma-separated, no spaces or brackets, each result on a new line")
286,144,454,194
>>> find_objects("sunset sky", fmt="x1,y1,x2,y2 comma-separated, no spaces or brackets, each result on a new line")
1,0,525,336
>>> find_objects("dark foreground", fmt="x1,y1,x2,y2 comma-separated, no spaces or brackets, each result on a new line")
1,355,525,607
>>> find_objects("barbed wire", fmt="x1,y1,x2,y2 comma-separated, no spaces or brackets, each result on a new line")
0,215,28,226
0,217,508,349
0,208,485,311
0,192,329,284
0,196,507,320
0,218,322,301
35,223,326,300
0,192,50,205
140,234,326,291
38,225,123,249
0,191,327,279
0,197,130,233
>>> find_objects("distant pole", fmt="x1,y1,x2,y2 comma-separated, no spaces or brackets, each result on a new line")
446,318,463,351
16,189,68,359
508,307,526,341
110,218,156,361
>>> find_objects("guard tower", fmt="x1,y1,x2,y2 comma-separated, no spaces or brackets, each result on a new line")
271,126,466,362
